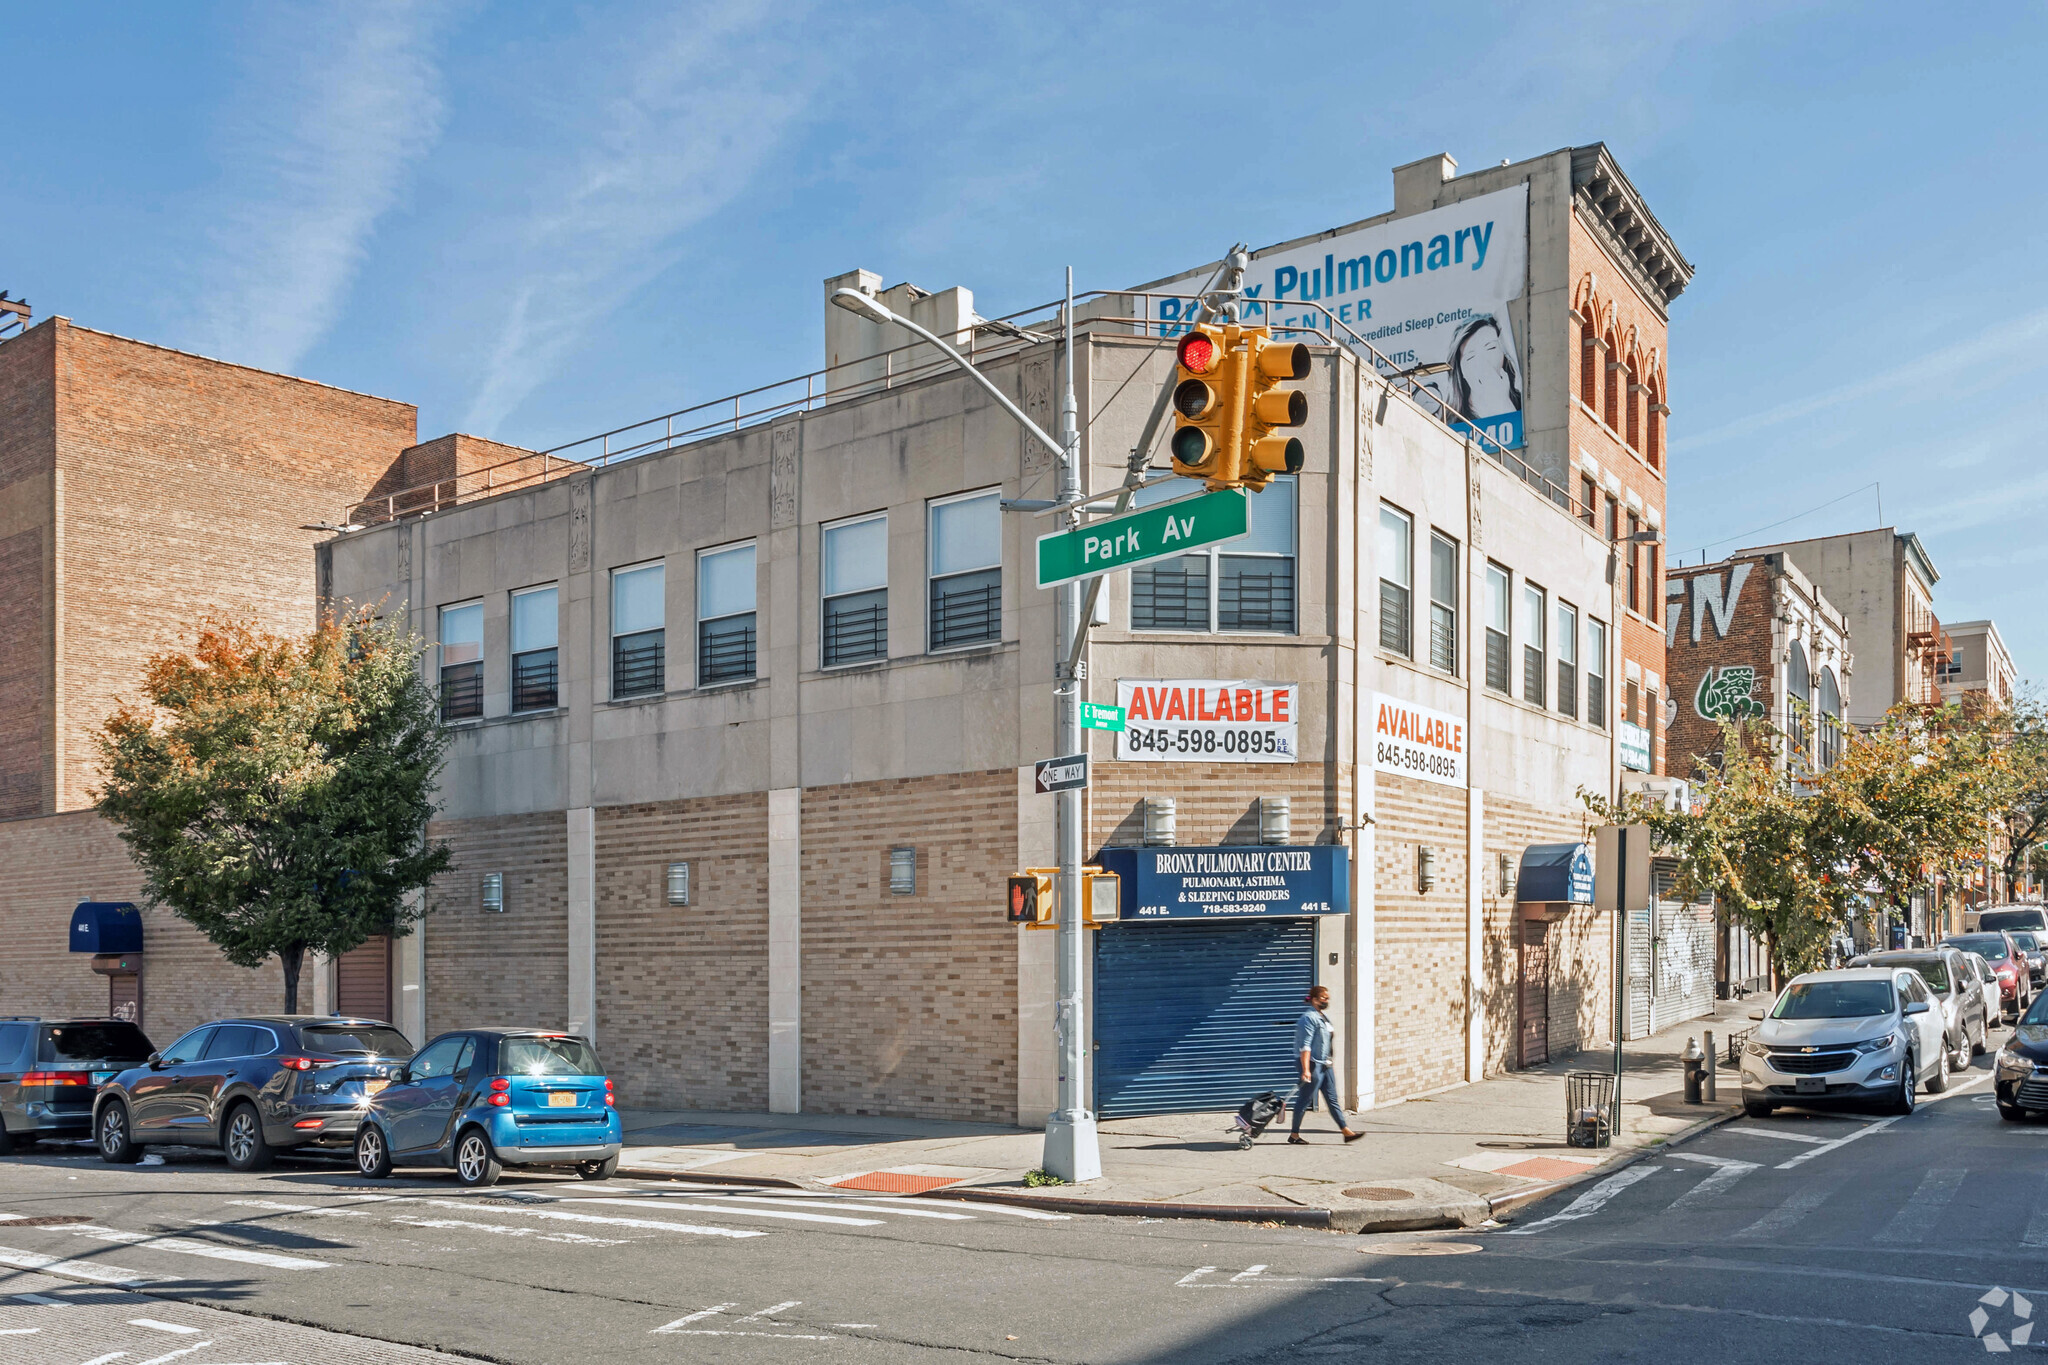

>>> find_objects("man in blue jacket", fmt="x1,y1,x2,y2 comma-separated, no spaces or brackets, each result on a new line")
1290,985,1362,1144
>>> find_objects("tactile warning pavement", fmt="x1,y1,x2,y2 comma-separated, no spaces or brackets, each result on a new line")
830,1170,962,1194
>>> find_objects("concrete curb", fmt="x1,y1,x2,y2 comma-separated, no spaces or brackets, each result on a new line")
1485,1104,1745,1220
912,1186,1334,1227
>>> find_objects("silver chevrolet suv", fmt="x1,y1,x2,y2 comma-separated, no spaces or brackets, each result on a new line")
1741,967,1950,1117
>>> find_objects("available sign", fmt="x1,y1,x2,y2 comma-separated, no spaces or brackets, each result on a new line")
1095,844,1351,919
1114,680,1298,764
1369,692,1466,789
1035,487,1248,589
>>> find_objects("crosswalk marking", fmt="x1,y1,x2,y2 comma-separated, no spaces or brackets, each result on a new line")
417,1198,763,1239
1875,1167,1966,1244
1504,1165,1663,1235
1735,1182,1840,1240
226,1200,369,1217
684,1195,974,1220
59,1225,331,1271
1775,1116,1901,1170
1667,1153,1760,1211
567,1197,883,1227
11,1293,69,1306
0,1245,170,1285
393,1215,628,1246
2022,1176,2048,1248
131,1318,203,1334
1724,1126,1827,1144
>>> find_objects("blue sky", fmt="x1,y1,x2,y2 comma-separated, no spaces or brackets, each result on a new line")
6,3,2043,679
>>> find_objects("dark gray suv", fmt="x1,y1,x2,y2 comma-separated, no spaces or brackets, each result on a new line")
94,1016,414,1170
0,1019,155,1152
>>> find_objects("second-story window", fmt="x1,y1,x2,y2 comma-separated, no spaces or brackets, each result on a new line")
1377,503,1412,656
1587,618,1608,728
1556,600,1579,720
510,586,558,711
822,513,888,667
1130,476,1296,635
1484,563,1510,693
1429,532,1458,674
611,562,665,699
698,543,757,685
1521,582,1547,707
929,490,1002,650
438,601,483,722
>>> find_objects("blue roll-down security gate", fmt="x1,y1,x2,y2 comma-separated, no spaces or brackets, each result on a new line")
1092,846,1349,1119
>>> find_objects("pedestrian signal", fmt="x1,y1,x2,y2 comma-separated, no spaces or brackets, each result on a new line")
1008,872,1053,925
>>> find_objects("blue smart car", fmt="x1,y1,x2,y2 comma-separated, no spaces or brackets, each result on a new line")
352,1029,621,1186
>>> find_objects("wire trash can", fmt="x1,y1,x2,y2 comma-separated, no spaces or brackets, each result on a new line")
1565,1071,1616,1148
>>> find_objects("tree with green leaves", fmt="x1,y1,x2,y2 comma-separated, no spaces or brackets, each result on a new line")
1988,696,2048,896
94,610,454,1014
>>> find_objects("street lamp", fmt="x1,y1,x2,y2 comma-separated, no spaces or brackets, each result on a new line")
831,280,1102,1182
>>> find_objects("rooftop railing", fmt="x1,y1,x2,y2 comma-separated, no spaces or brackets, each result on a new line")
339,284,1589,528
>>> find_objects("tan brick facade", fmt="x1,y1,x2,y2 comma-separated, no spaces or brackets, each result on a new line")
422,812,570,1038
1373,773,1471,1097
799,770,1018,1122
595,794,770,1111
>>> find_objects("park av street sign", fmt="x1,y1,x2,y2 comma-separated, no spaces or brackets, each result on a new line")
1034,487,1249,589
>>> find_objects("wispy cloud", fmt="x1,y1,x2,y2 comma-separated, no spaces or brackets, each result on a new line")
191,1,456,372
1914,467,2048,538
460,2,819,435
1674,306,2048,453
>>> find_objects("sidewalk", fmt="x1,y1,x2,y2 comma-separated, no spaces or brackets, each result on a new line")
617,995,1760,1232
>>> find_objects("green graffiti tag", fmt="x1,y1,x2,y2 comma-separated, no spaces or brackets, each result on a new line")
1695,664,1765,722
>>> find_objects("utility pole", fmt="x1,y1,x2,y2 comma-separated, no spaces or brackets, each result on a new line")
1043,266,1100,1182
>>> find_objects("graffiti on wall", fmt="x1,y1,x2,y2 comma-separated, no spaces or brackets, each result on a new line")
1695,665,1766,721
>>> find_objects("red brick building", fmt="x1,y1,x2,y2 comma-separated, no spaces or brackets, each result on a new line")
0,316,471,1035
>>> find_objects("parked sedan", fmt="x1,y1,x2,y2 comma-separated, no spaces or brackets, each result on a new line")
1850,946,1986,1066
2011,932,2048,989
353,1030,621,1187
1997,993,2048,1120
94,1016,414,1170
0,1019,154,1152
1960,951,2005,1037
1741,967,1949,1117
1945,932,2033,1022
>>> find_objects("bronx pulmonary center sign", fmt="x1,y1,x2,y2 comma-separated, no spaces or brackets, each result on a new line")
1115,679,1298,763
1370,692,1467,788
1141,183,1530,452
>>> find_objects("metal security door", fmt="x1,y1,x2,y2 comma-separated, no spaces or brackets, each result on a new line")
337,935,393,1022
1093,918,1317,1119
1517,919,1550,1068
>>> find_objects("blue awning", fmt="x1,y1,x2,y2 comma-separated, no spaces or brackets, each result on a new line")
69,901,143,954
1517,843,1594,905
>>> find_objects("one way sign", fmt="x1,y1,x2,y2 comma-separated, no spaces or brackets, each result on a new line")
1034,752,1089,795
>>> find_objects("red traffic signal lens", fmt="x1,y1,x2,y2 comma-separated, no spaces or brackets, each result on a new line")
1173,378,1216,419
1170,427,1213,466
1176,332,1217,374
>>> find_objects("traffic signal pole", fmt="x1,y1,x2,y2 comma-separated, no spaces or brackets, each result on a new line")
1044,266,1101,1183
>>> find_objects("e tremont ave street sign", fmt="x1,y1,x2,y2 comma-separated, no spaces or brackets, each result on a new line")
1080,703,1126,732
1035,487,1249,590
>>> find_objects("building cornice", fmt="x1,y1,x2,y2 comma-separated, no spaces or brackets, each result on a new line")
1570,144,1694,314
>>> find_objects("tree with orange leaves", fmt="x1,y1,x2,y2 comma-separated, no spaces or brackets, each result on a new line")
93,610,452,1015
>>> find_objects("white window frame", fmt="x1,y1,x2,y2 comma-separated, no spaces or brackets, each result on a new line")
697,540,759,687
1377,502,1413,658
821,511,890,668
927,488,1004,652
609,559,666,700
1128,473,1299,636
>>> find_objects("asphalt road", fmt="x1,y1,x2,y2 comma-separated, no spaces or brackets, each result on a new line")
0,1045,2040,1363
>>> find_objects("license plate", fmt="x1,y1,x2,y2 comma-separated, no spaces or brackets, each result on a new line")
548,1091,577,1107
1795,1076,1826,1095
364,1079,389,1096
92,1072,114,1085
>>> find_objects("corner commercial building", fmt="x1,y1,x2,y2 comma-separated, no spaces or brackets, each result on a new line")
319,145,1694,1122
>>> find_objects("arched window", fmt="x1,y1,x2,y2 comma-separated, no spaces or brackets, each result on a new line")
1580,318,1597,407
1785,641,1811,762
1646,377,1664,470
1602,332,1620,430
1623,358,1641,450
1817,666,1842,769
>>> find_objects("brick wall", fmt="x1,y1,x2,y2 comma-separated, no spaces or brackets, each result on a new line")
1372,772,1469,1097
0,528,45,819
1090,756,1345,851
422,812,568,1038
799,770,1017,1122
0,809,282,1042
595,794,769,1111
1664,559,1775,781
50,321,418,811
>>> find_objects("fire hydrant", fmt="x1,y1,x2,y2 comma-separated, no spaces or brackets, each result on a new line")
1681,1036,1706,1104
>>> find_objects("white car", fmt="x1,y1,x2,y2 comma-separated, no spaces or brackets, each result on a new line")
1741,967,1950,1117
1960,951,2004,1038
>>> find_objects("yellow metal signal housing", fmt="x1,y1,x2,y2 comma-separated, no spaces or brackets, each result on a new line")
1242,334,1310,491
1169,324,1244,487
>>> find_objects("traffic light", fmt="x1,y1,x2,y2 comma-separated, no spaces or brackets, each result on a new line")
1242,333,1309,492
1007,871,1053,925
1169,324,1242,489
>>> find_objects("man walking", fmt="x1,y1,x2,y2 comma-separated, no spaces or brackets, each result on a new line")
1290,985,1362,1144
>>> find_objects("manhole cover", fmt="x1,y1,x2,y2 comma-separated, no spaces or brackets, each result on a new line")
8,1215,93,1228
1343,1187,1412,1202
1371,1241,1483,1256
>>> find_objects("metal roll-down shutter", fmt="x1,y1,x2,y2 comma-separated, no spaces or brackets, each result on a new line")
1093,918,1317,1118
